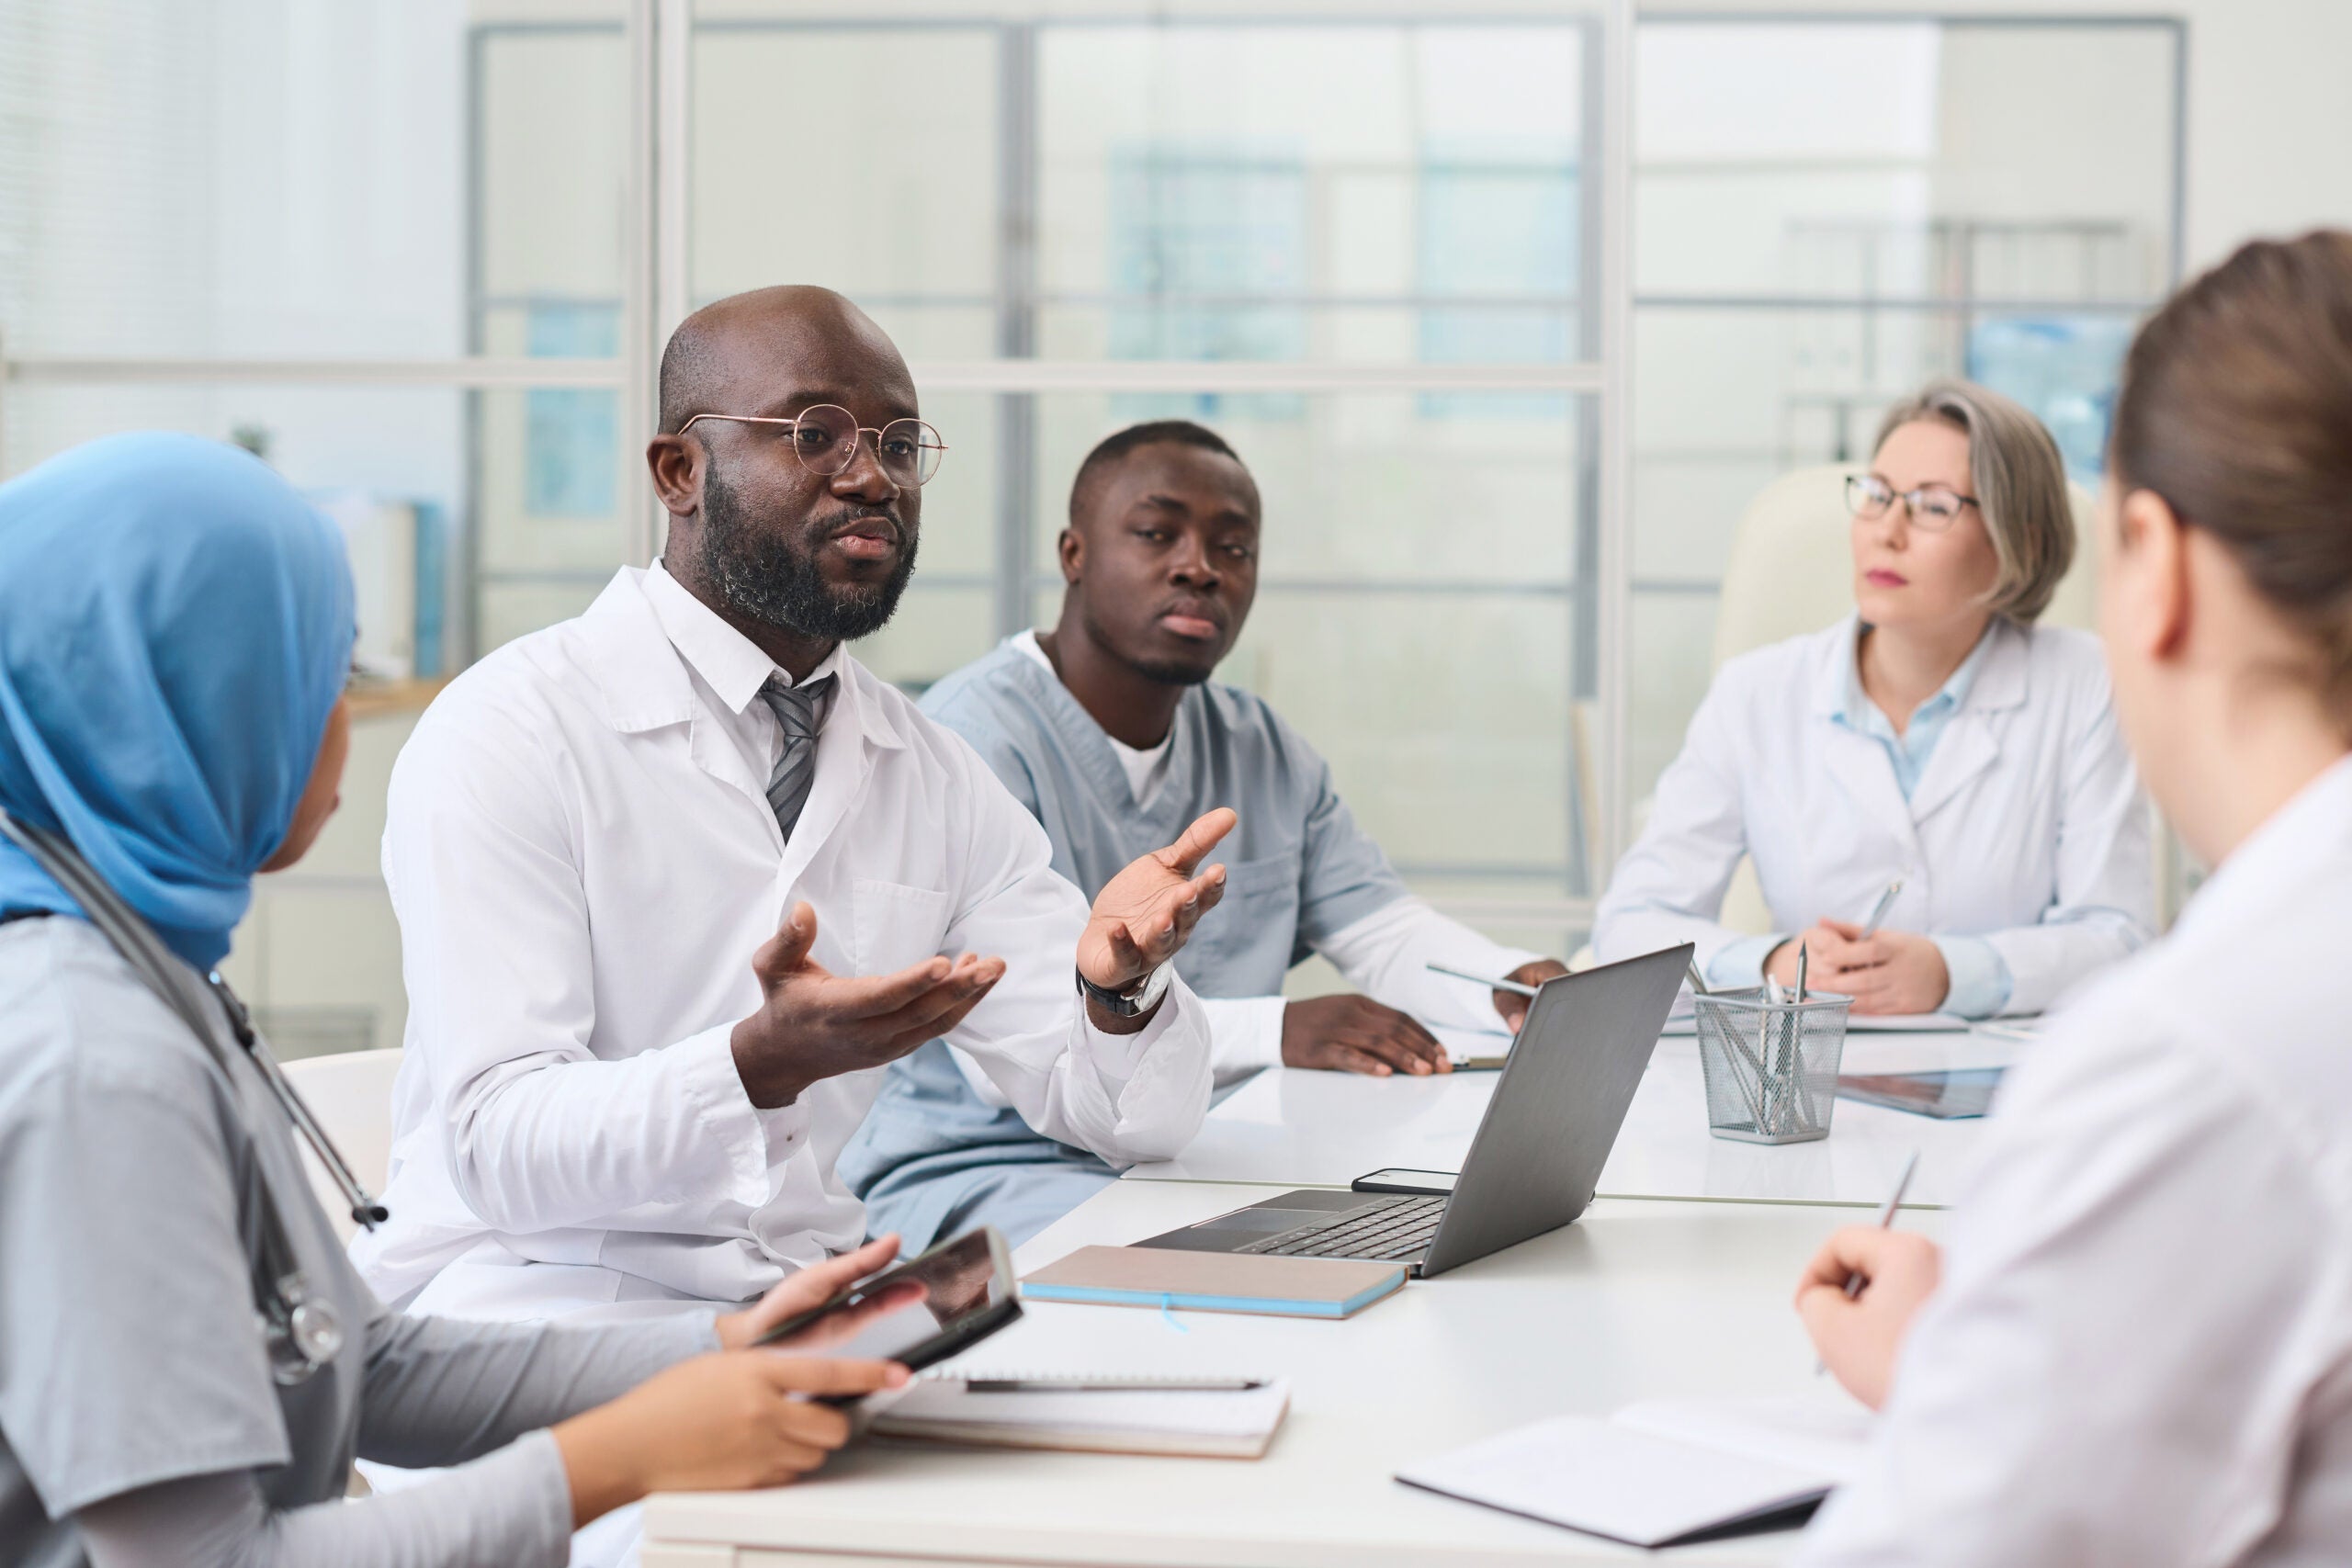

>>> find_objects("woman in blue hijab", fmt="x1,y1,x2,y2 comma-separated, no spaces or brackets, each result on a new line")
0,431,355,958
0,434,909,1568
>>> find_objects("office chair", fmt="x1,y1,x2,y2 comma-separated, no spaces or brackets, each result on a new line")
278,1047,404,1244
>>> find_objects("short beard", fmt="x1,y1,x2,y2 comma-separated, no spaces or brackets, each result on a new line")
1083,603,1216,687
696,467,918,642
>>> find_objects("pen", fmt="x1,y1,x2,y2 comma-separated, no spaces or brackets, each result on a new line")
1859,879,1904,939
1845,1149,1921,1295
1794,942,1810,1005
963,1378,1267,1393
1426,961,1538,998
1817,1150,1922,1374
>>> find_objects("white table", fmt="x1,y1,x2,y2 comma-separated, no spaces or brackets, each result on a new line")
1125,1031,2009,1208
643,1180,1936,1567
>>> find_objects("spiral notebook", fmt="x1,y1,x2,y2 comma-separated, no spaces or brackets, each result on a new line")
866,1374,1292,1459
1022,1247,1407,1319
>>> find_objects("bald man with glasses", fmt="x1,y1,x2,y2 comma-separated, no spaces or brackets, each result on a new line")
355,287,1235,1338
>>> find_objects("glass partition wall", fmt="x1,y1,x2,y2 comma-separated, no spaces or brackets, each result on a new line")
0,3,2181,1050
678,8,1623,948
1627,16,2183,802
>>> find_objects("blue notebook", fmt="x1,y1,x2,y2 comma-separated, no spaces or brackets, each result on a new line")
1021,1247,1407,1319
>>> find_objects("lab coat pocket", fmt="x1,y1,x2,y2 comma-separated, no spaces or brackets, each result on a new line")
849,878,955,976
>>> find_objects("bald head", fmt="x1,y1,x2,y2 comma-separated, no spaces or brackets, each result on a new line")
645,286,925,664
658,285,914,436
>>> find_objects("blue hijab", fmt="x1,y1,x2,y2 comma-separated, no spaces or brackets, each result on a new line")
0,434,355,972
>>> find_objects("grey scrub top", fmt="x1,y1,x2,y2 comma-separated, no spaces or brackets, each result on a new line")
0,913,418,1563
836,636,1414,1248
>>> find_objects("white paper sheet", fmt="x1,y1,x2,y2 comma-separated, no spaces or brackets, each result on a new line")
873,1376,1291,1440
1432,1023,1513,1066
1614,1395,1874,1485
1397,1397,1873,1549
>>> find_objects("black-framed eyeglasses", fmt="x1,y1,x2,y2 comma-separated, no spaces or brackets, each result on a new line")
681,403,948,488
1847,473,1978,532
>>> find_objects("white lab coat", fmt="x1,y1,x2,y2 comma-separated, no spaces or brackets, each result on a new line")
1594,615,2151,1016
1798,753,2352,1566
349,567,1212,1321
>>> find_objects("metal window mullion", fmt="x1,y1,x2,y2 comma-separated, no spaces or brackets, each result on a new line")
905,359,1606,393
0,355,1597,397
624,0,686,571
1566,9,1606,904
0,357,629,387
654,0,690,398
1595,0,1635,894
995,22,1039,643
460,26,489,669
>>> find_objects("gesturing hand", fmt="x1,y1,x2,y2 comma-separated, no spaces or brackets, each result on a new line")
1793,1226,1943,1409
1282,995,1450,1077
1075,807,1238,1027
731,902,1007,1109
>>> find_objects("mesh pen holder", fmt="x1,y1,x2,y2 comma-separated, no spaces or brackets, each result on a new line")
1692,988,1854,1145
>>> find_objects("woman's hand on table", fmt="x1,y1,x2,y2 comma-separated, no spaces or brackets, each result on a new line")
1768,923,1950,1014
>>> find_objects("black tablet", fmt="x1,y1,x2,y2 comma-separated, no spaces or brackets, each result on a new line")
753,1226,1022,1374
1836,1067,2006,1120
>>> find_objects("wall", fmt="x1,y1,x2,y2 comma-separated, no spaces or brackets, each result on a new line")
1625,0,2352,804
1639,0,2352,277
9,0,2351,1048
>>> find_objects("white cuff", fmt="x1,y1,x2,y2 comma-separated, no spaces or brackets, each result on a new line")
1933,934,2016,1020
673,1022,776,1208
1079,978,1184,1094
1199,994,1288,1082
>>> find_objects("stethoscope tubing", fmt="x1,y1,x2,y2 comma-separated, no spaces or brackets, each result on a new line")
0,805,387,1381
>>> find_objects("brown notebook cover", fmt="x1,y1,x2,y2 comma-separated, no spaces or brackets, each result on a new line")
1020,1245,1407,1319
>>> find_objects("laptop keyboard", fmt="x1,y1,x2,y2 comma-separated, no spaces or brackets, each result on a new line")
1235,1195,1449,1261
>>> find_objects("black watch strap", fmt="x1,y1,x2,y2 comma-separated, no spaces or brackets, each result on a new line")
1076,966,1143,1017
1077,964,1172,1018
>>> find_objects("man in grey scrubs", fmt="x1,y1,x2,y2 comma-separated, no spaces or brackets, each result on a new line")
839,421,1570,1248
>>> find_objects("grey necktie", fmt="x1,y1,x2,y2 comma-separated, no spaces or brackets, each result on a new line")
757,673,835,841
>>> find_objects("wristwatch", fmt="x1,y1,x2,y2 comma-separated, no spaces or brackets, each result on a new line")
1077,961,1172,1019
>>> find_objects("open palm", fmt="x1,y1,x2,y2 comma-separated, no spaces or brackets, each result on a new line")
1077,807,1238,992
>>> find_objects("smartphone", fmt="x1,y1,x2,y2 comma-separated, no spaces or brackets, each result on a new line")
1351,1168,1460,1196
752,1226,1022,1378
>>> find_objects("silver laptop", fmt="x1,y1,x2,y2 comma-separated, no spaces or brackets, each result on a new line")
1134,944,1692,1279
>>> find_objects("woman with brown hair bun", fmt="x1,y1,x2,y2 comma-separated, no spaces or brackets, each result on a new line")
1794,230,2352,1564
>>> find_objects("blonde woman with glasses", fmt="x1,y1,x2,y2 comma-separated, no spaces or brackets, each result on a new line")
1595,379,2153,1019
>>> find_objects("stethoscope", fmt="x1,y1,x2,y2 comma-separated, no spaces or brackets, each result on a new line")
0,807,388,1386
